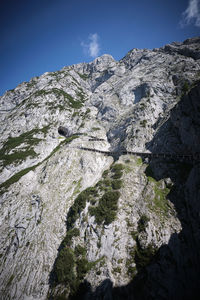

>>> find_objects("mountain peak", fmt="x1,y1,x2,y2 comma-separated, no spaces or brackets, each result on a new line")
91,53,116,68
94,53,115,61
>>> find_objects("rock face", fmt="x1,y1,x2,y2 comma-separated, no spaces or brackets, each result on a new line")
0,37,200,300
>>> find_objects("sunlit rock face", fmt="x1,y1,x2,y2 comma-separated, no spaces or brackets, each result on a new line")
0,37,200,300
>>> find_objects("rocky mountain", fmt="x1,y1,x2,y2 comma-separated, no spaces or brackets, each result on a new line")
0,37,200,300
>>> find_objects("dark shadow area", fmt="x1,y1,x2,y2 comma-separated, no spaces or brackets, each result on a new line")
58,126,85,138
91,71,113,93
132,83,150,104
49,84,200,299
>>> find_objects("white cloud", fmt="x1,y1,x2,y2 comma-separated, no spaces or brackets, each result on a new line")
81,33,100,58
180,0,200,27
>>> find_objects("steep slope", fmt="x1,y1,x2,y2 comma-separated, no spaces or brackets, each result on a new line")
0,37,199,300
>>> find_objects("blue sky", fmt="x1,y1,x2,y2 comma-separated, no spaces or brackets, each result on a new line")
0,0,199,96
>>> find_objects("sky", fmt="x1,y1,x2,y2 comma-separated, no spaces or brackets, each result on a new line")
0,0,200,96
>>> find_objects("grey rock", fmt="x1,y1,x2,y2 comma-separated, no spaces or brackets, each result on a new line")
0,37,200,300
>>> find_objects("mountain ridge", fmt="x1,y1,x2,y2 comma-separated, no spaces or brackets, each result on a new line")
0,37,200,300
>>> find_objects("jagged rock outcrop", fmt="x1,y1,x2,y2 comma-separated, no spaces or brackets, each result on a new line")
0,37,200,300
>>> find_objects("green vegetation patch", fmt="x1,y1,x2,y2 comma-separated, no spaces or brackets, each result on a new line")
51,88,84,109
111,163,124,179
147,176,170,215
67,95,83,109
136,157,143,166
76,91,85,103
127,265,137,278
125,248,137,278
0,165,39,195
140,119,147,128
54,247,76,284
88,164,124,225
111,163,124,172
89,190,120,225
134,243,156,271
111,179,123,190
67,186,99,230
137,215,150,232
0,125,51,167
1,149,38,167
182,81,190,95
125,159,131,164
6,274,14,287
74,245,87,257
126,238,157,277
53,240,101,297
0,135,78,195
30,88,85,109
113,266,121,274
145,164,173,215
1,129,41,151
61,228,80,248
67,163,124,230
153,183,170,214
77,72,89,80
131,230,138,240
92,127,101,131
26,80,37,89
102,170,109,178
140,103,146,110
72,111,79,118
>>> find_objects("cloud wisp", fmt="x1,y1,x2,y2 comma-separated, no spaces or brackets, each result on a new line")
81,33,100,58
180,0,200,27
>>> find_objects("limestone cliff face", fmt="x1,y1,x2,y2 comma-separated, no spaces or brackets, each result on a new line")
0,37,199,300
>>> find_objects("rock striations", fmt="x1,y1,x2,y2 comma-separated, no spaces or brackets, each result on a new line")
0,37,200,300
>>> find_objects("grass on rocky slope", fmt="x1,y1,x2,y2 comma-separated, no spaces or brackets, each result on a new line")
89,190,120,225
89,164,124,225
127,214,157,277
0,125,51,167
52,243,102,298
0,135,78,195
145,165,171,216
29,88,86,110
77,72,89,80
51,227,103,298
146,176,170,216
67,163,124,230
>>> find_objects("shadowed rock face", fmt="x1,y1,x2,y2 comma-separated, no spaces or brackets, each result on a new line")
0,38,200,300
